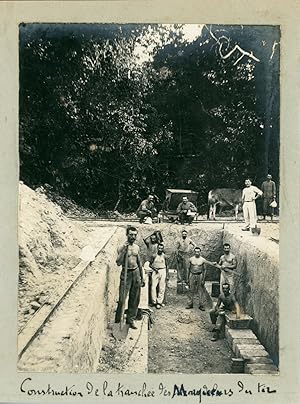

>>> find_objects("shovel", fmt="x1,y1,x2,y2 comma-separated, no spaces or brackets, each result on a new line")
112,247,129,340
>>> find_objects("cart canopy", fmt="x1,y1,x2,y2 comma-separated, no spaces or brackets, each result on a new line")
164,189,198,212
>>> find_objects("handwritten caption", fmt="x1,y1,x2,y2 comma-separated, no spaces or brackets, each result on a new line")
20,378,277,402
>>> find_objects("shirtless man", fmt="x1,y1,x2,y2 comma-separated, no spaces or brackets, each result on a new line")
186,247,217,310
144,232,160,261
210,283,241,341
115,226,145,329
215,243,237,294
175,230,196,284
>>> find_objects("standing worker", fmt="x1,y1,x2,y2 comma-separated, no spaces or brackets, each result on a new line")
261,174,277,220
149,243,169,309
136,195,157,224
215,243,237,295
176,196,197,225
241,179,263,231
115,226,145,329
143,231,163,305
186,246,216,311
175,230,196,285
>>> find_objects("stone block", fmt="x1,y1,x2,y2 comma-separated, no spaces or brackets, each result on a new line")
225,313,253,329
245,363,278,374
249,369,279,375
231,358,244,373
236,344,267,358
246,357,274,365
232,339,260,356
225,326,256,345
240,349,270,362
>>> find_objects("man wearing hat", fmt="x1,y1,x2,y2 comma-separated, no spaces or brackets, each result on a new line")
261,174,277,220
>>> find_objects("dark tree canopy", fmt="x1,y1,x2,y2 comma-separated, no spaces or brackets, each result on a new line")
19,24,280,213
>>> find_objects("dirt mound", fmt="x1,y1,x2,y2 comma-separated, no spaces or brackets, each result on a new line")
18,182,97,331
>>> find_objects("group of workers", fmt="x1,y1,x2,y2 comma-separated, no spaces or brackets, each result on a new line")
136,174,277,230
115,226,240,341
115,174,276,340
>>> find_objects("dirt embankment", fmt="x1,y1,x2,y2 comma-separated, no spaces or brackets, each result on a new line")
18,182,106,331
223,223,279,365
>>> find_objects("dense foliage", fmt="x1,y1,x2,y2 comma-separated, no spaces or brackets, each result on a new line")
19,24,280,212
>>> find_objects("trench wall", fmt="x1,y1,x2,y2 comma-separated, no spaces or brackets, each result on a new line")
65,227,124,372
223,229,279,365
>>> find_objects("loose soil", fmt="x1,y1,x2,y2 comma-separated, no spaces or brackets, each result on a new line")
148,271,232,374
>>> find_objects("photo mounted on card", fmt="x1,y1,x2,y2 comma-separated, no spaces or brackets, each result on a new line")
0,1,299,404
17,20,279,375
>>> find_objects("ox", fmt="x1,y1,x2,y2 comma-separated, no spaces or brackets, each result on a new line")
207,188,242,220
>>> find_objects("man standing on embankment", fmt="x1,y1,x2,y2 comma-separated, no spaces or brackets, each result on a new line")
242,179,263,231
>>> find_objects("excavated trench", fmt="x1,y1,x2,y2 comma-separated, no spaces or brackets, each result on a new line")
18,222,279,373
97,223,279,373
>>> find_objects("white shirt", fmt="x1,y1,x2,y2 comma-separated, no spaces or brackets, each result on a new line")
242,186,263,202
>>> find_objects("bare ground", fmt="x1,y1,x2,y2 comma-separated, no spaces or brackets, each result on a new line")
148,271,233,374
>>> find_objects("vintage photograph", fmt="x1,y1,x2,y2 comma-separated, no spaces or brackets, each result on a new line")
17,23,280,375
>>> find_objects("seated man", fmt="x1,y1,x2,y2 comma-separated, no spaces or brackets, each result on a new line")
136,194,157,224
209,283,240,341
176,196,197,224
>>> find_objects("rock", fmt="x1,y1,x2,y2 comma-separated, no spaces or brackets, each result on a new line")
31,301,41,310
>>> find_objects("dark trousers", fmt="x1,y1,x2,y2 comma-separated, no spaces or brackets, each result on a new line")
177,253,189,283
262,197,274,217
115,268,141,323
137,209,157,223
178,212,194,224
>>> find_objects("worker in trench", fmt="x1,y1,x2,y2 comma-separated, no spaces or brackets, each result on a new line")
143,231,163,306
186,246,217,311
209,282,241,341
115,226,145,329
214,243,237,296
175,229,196,286
149,243,169,309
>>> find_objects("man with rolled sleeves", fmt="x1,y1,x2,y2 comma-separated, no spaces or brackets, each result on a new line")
115,226,145,329
241,179,263,231
136,195,157,224
261,174,276,220
176,196,197,225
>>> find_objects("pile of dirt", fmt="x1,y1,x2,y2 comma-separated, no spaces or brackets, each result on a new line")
18,182,102,331
36,185,99,218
